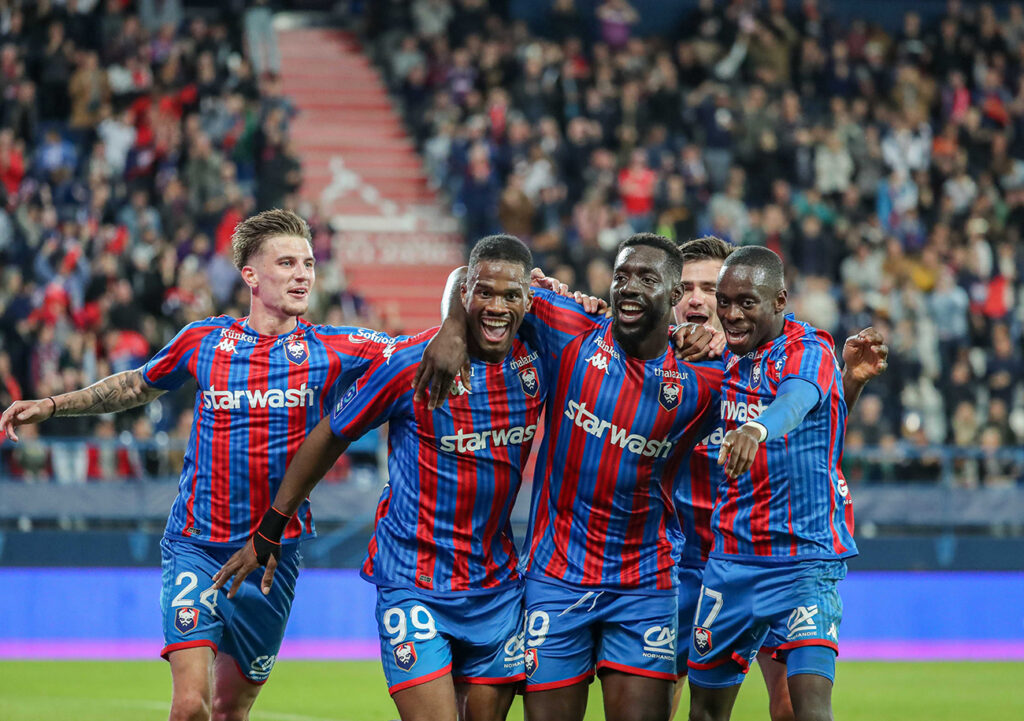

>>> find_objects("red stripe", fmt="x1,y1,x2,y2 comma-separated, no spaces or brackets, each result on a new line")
453,673,526,685
207,330,234,542
161,639,217,658
449,377,476,591
688,446,715,562
524,669,595,691
412,366,439,591
388,662,452,694
749,444,772,556
246,330,273,541
775,639,839,654
477,359,514,587
596,659,677,681
184,348,202,534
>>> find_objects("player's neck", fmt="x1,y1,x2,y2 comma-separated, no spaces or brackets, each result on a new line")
613,324,668,361
247,302,300,337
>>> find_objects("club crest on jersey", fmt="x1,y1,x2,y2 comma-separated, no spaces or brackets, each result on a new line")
693,626,713,656
659,382,681,411
285,338,308,365
393,642,417,671
750,361,762,389
174,607,200,634
524,648,539,678
519,367,539,397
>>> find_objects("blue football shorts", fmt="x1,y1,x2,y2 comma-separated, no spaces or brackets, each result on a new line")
159,537,301,683
523,576,678,692
687,558,846,689
375,583,525,694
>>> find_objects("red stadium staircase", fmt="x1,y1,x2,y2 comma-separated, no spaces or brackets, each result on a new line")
278,26,463,332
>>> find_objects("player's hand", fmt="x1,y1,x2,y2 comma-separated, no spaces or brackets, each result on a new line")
414,318,471,411
212,537,279,598
842,327,889,383
672,323,717,362
717,425,761,478
0,399,55,443
530,268,608,315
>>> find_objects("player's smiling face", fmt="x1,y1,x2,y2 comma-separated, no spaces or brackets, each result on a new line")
715,264,787,355
244,234,316,320
611,245,682,352
462,259,532,363
674,258,723,331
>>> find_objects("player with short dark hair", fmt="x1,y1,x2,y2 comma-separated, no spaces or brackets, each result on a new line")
213,234,593,721
0,208,465,721
686,245,870,721
669,238,886,721
519,233,723,721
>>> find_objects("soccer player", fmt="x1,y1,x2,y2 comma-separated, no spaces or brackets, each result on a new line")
520,233,722,721
686,246,865,721
669,238,887,721
0,209,464,721
213,235,585,721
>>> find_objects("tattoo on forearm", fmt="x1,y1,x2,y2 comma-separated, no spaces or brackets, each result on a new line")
53,370,164,416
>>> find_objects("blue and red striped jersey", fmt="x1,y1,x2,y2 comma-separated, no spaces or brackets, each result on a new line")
329,328,548,596
673,430,721,569
710,314,857,563
142,317,396,547
522,289,722,592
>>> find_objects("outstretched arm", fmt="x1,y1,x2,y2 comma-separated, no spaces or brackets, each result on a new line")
1,369,165,442
841,327,888,409
212,417,350,598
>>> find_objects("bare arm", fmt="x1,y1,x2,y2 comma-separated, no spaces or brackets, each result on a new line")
1,368,164,442
414,266,471,409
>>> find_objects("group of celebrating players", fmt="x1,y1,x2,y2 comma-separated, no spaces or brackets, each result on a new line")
0,208,887,721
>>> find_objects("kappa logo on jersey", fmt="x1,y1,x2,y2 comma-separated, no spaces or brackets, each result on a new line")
285,338,308,365
439,425,537,453
174,606,199,634
393,642,417,671
334,383,359,418
827,622,839,640
450,372,470,396
202,383,315,410
693,626,713,656
249,655,276,680
524,648,539,678
585,352,611,373
216,338,236,354
787,606,819,638
519,367,539,397
382,342,397,364
564,401,673,458
720,398,766,423
659,382,681,411
750,360,762,389
642,625,676,658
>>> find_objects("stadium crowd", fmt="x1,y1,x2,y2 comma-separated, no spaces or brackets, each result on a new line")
368,0,1024,486
0,0,1021,488
0,0,374,483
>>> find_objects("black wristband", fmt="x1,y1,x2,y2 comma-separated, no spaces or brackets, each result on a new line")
252,507,291,565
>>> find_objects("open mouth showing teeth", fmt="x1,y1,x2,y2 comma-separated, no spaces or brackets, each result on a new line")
617,302,645,323
686,312,709,324
289,289,308,298
481,317,510,343
725,328,749,344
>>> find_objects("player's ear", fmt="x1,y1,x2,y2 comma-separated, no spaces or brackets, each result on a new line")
669,281,684,308
524,287,533,313
241,265,258,289
775,288,787,313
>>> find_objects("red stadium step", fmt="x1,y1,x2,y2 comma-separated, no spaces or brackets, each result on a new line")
279,25,460,331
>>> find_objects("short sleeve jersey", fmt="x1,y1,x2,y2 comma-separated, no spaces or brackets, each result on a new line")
329,329,549,596
522,289,722,592
143,318,396,546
